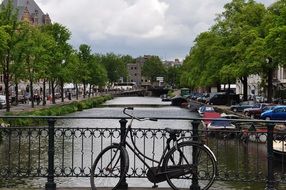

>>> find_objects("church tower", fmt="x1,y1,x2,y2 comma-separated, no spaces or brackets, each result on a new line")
2,0,51,25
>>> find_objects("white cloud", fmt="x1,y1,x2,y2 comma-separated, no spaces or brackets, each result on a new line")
33,0,276,60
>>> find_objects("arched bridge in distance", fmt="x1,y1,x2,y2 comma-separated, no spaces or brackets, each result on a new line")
112,86,171,97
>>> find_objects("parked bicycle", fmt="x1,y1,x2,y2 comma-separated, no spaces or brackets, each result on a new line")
90,107,217,190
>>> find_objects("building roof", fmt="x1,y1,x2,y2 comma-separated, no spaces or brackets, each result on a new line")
2,0,51,25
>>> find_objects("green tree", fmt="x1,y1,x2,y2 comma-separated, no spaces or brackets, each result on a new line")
262,0,286,101
165,65,181,88
181,0,267,100
65,51,81,99
77,44,92,98
215,0,266,100
0,0,19,111
41,23,71,104
142,56,166,83
87,54,108,95
101,53,127,84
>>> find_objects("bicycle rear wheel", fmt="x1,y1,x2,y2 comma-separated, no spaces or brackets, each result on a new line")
90,144,129,190
163,141,217,190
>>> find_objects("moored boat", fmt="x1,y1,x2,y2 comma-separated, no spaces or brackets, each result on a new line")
171,96,188,107
202,112,238,138
273,140,286,159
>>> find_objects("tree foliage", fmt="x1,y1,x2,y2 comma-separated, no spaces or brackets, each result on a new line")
180,0,285,101
142,56,166,82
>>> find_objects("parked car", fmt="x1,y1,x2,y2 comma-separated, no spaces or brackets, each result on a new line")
196,93,209,103
255,96,267,103
273,98,286,104
208,93,240,105
0,95,7,109
230,101,255,112
243,103,274,119
260,105,286,120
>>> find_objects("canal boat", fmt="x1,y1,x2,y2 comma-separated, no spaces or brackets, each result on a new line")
198,105,216,117
240,124,286,143
207,119,236,130
171,96,188,107
201,112,239,138
160,94,172,102
273,140,286,159
241,126,267,143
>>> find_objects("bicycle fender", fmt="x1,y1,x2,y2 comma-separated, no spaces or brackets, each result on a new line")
203,144,217,162
178,141,217,162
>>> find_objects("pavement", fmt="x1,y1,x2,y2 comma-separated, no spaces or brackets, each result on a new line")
0,96,88,116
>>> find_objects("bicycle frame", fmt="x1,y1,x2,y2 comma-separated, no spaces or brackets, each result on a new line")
121,119,171,171
120,108,187,179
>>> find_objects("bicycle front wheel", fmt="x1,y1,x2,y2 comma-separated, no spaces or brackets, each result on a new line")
90,144,129,190
163,141,217,190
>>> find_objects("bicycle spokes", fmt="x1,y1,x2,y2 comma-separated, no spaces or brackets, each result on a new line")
164,142,216,190
91,145,129,189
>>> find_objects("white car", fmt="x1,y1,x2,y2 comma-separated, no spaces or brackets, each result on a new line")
0,95,7,109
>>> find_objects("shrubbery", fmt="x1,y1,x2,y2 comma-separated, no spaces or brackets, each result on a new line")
3,95,112,127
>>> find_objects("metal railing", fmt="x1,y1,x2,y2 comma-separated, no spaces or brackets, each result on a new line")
0,116,285,190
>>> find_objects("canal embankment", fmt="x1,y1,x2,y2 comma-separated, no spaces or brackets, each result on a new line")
0,95,112,126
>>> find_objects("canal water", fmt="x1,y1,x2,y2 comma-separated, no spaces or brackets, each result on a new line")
0,97,283,189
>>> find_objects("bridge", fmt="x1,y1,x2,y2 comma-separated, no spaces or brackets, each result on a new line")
0,115,285,189
112,89,147,97
112,86,171,97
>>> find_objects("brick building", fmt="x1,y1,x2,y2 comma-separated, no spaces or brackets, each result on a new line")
2,0,51,25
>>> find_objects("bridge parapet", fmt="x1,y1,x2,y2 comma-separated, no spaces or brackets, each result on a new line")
0,116,284,189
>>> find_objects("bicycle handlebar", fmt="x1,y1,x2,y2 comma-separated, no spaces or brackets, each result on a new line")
123,107,158,121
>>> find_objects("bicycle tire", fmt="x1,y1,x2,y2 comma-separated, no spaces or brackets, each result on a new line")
90,144,129,190
163,141,217,190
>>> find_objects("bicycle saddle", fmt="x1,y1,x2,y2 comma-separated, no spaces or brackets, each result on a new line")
165,128,181,136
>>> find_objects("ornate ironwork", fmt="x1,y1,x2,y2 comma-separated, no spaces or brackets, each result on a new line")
0,116,285,189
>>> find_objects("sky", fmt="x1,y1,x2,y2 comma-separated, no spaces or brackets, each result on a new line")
23,0,278,61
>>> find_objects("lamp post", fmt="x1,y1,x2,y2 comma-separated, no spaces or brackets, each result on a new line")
266,58,273,103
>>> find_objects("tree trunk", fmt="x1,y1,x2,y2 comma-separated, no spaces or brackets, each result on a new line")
30,80,34,108
83,82,86,98
15,82,18,105
61,80,64,102
216,83,221,92
51,80,56,104
48,80,51,95
241,76,248,101
267,69,273,103
227,80,231,105
89,85,92,97
4,53,10,112
43,79,46,106
75,83,79,100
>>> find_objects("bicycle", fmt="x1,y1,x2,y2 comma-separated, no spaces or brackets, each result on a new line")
90,107,217,190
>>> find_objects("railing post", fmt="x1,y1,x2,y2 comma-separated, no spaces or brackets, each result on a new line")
265,122,276,190
45,118,56,190
190,120,201,190
118,118,128,189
